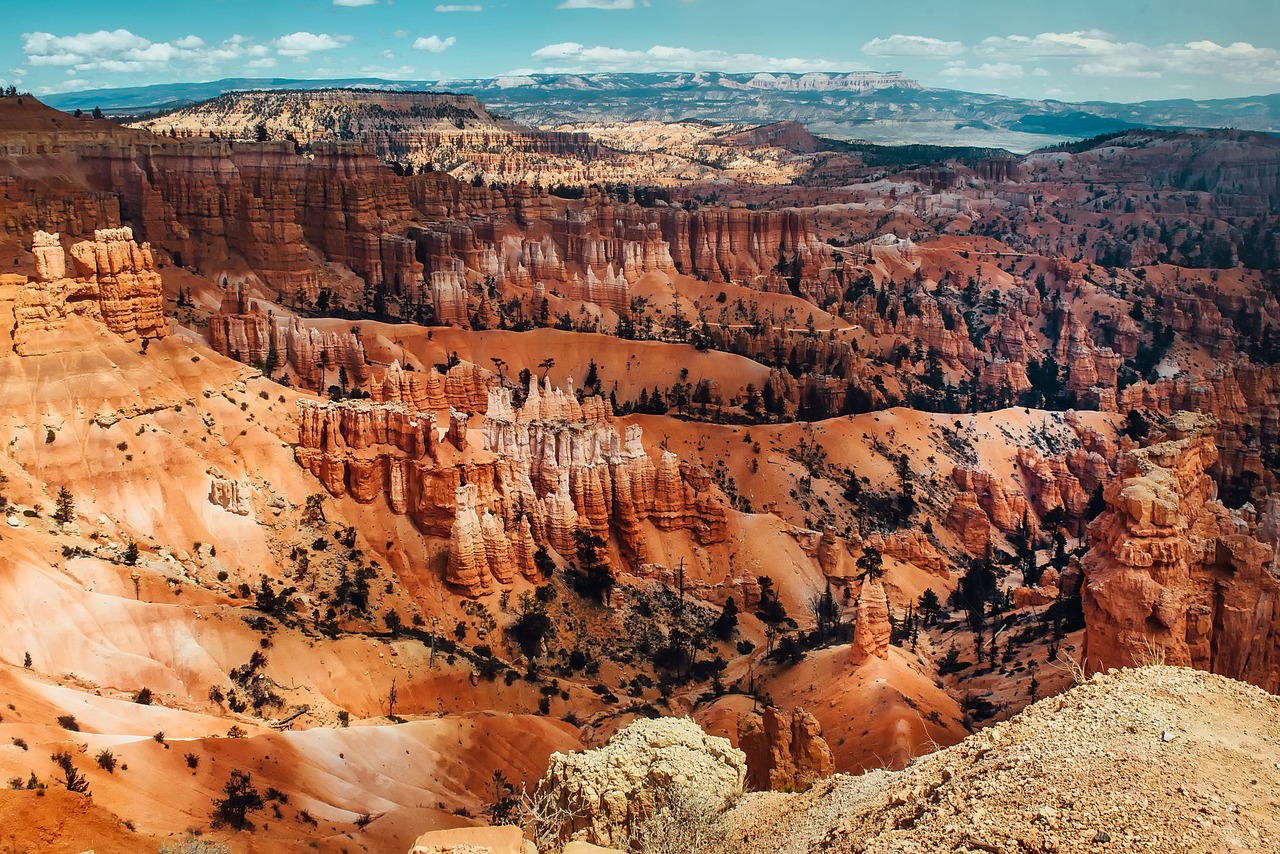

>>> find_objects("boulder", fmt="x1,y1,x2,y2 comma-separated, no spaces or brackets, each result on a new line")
533,717,745,849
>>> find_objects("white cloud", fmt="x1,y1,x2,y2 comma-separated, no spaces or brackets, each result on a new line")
862,35,964,58
247,57,277,69
24,30,149,67
21,29,266,74
558,0,635,8
358,64,418,79
274,32,352,57
976,30,1122,59
973,31,1280,85
942,61,1025,80
435,3,482,10
413,35,457,53
333,0,378,5
531,42,845,73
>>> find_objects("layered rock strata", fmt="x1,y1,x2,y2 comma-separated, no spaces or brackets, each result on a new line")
1081,412,1280,692
737,707,835,792
14,228,168,354
294,378,728,596
207,286,370,388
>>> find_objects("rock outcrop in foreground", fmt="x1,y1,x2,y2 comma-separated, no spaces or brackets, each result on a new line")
15,228,168,354
1081,412,1279,691
717,667,1280,854
534,717,745,849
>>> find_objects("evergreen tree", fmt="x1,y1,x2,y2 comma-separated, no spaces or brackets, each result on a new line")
211,770,264,831
856,544,884,580
711,596,739,641
53,486,75,524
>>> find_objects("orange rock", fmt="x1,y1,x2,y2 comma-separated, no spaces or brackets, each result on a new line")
851,580,891,665
15,228,168,354
1081,412,1280,692
738,706,836,792
946,491,991,556
446,484,493,596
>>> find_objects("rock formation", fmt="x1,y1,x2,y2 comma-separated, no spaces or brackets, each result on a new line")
1081,412,1280,692
534,717,745,849
14,229,168,354
408,826,529,854
951,466,1033,535
208,473,251,516
946,491,991,555
851,579,891,665
293,379,728,596
446,484,494,595
207,287,372,390
737,707,835,792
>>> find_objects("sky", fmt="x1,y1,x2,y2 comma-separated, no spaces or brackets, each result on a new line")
4,0,1279,103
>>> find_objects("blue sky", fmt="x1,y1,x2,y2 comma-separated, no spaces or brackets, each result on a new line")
5,0,1279,102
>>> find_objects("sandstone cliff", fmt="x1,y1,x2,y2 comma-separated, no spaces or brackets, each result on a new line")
1081,412,1279,692
14,228,168,354
737,706,835,792
294,378,729,596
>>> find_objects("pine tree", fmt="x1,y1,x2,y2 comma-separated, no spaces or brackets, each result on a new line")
53,486,75,524
711,596,739,641
211,770,264,831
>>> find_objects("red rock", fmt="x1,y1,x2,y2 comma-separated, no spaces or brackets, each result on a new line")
946,491,991,555
1081,412,1280,692
738,706,835,791
851,579,891,665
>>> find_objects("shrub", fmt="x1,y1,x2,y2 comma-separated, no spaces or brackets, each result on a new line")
55,714,79,732
50,750,90,794
96,749,117,773
133,687,153,705
210,770,264,831
185,752,200,769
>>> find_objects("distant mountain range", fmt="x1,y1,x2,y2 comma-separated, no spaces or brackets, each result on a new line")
44,73,1280,153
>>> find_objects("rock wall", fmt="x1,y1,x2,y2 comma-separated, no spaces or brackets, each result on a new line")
14,228,168,354
34,134,831,328
207,285,374,389
737,707,835,792
294,378,728,596
1081,412,1280,692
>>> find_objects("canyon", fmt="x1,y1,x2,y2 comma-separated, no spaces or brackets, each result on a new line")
0,83,1276,853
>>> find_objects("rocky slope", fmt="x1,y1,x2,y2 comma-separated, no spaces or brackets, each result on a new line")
132,89,605,182
716,666,1280,854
